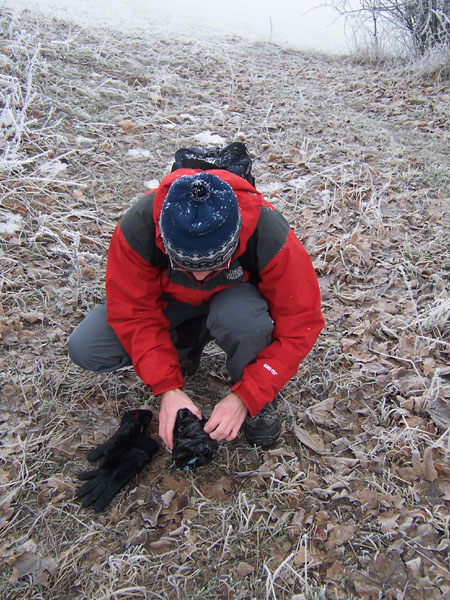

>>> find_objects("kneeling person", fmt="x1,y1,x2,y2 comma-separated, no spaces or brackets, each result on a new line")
69,166,324,451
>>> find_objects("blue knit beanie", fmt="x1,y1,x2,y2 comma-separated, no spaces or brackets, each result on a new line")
159,173,242,271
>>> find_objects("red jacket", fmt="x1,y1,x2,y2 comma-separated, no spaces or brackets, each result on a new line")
105,169,324,416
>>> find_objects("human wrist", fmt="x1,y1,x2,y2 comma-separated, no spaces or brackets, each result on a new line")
160,388,182,401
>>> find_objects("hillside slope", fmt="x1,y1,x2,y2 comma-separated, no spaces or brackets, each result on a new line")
1,7,449,599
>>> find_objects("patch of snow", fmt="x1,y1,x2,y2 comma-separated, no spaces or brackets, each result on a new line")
289,176,310,189
39,160,68,177
75,135,95,145
193,132,226,146
258,181,284,194
0,212,23,235
1,108,16,128
180,114,198,122
320,189,334,203
144,179,159,189
126,148,151,160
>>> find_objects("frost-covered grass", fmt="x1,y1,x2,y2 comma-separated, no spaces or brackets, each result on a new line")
1,6,449,600
408,43,450,80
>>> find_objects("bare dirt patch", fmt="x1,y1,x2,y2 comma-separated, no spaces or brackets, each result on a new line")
1,7,449,600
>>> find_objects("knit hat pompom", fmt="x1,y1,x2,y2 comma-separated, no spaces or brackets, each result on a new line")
159,173,242,271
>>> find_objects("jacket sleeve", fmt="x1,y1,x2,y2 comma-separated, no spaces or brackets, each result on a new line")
231,229,324,416
105,224,184,395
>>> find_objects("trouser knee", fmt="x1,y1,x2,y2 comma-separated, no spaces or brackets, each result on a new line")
206,284,273,382
207,284,273,340
67,327,86,368
68,303,132,372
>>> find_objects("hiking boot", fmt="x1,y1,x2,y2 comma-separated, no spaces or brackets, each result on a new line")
242,398,281,448
180,331,213,377
180,344,206,377
176,317,211,377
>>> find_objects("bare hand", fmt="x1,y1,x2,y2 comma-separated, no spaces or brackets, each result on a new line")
159,389,202,450
204,392,248,442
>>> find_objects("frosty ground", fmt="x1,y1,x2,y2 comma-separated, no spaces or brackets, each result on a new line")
1,6,449,600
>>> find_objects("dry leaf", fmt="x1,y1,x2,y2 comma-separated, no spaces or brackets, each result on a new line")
127,530,148,546
203,477,232,500
423,447,438,481
236,561,254,577
293,547,307,566
305,397,335,425
378,512,400,533
141,492,163,528
351,488,378,511
168,523,187,537
352,552,407,592
72,189,86,200
161,490,176,507
20,311,44,324
177,491,190,511
46,477,74,491
422,357,435,375
436,538,450,552
267,446,296,459
323,456,358,473
119,119,137,131
406,556,422,578
440,482,450,502
288,509,306,536
0,499,14,527
293,425,326,455
349,347,374,362
326,560,345,581
351,573,382,596
159,475,189,494
411,449,422,478
0,467,10,484
9,551,57,586
148,538,174,551
81,266,96,279
426,397,450,430
327,521,356,547
274,464,288,479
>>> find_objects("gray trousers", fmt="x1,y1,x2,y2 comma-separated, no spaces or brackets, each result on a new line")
68,283,273,384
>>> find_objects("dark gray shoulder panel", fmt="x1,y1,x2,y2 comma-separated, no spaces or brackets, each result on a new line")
119,192,160,264
256,205,290,270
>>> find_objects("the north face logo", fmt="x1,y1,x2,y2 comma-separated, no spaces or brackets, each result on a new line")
226,267,244,280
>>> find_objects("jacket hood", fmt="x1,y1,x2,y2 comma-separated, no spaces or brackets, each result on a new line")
153,169,262,259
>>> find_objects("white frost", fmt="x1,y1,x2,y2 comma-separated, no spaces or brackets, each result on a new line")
193,132,226,146
180,114,198,122
144,179,159,189
127,148,151,160
258,181,284,194
0,212,23,235
39,160,69,177
288,176,310,189
75,135,95,145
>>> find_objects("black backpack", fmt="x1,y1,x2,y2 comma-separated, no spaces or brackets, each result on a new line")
171,142,255,187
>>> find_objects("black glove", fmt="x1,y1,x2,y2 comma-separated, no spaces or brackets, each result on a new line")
87,409,153,466
77,434,158,512
172,408,218,470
